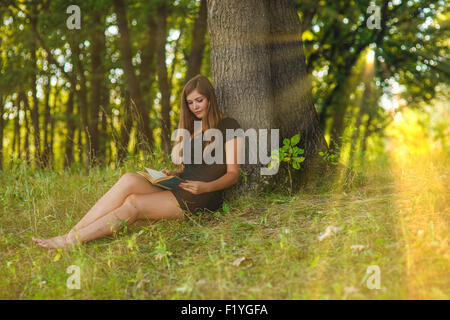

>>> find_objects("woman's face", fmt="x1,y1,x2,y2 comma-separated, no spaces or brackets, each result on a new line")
186,89,209,119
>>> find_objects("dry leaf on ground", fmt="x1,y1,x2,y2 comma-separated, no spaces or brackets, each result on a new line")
350,244,366,252
232,257,253,268
317,225,341,241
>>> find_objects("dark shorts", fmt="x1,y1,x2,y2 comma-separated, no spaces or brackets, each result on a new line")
169,187,223,215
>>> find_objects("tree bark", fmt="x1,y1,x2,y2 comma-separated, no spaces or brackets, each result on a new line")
266,0,328,185
208,0,328,191
185,0,208,82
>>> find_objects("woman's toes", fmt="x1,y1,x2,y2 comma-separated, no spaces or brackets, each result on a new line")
32,237,55,249
40,241,50,248
32,237,43,244
33,238,48,248
33,235,74,249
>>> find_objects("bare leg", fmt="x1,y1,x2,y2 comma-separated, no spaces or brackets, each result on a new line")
70,173,163,233
33,191,183,249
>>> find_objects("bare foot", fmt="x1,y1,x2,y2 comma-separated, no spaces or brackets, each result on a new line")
32,235,71,249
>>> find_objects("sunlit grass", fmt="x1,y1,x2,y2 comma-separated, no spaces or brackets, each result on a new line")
386,108,449,299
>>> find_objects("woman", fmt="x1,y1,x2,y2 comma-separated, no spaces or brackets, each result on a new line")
33,74,243,249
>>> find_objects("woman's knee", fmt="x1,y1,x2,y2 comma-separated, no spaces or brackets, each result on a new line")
118,172,142,189
122,193,141,216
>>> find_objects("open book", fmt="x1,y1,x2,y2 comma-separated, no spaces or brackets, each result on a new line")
136,167,185,190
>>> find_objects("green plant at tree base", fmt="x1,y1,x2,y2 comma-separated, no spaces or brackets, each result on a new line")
268,134,305,194
319,150,339,166
239,169,248,184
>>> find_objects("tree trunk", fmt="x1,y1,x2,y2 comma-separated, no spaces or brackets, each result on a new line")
169,23,183,90
30,3,42,168
75,94,84,166
321,44,371,149
349,61,374,168
30,50,42,167
21,91,31,164
318,69,352,145
13,94,21,156
90,12,107,165
76,122,83,166
99,85,109,165
138,9,157,129
42,77,51,168
70,41,91,168
114,0,153,151
64,90,75,168
360,113,373,158
208,0,327,191
118,89,133,163
266,0,328,184
185,0,208,82
49,87,58,169
155,3,172,155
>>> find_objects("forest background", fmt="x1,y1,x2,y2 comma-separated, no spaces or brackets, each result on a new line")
0,0,448,299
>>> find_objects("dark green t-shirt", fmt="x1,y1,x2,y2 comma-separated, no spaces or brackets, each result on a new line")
181,116,242,182
170,116,242,213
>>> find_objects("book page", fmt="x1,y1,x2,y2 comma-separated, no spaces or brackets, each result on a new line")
144,167,167,179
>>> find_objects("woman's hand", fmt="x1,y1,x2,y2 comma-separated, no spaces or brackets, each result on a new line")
162,169,177,176
179,180,210,195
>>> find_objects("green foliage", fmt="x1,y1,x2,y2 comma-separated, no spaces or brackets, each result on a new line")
222,202,230,214
268,134,305,194
319,150,338,166
295,0,449,147
117,218,130,236
239,169,248,184
269,134,305,170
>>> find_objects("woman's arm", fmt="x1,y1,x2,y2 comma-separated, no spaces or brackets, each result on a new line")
180,137,243,194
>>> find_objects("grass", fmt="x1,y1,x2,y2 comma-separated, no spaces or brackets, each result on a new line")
0,129,449,299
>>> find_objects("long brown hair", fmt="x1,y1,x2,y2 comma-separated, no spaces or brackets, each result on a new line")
172,74,225,167
179,74,224,135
